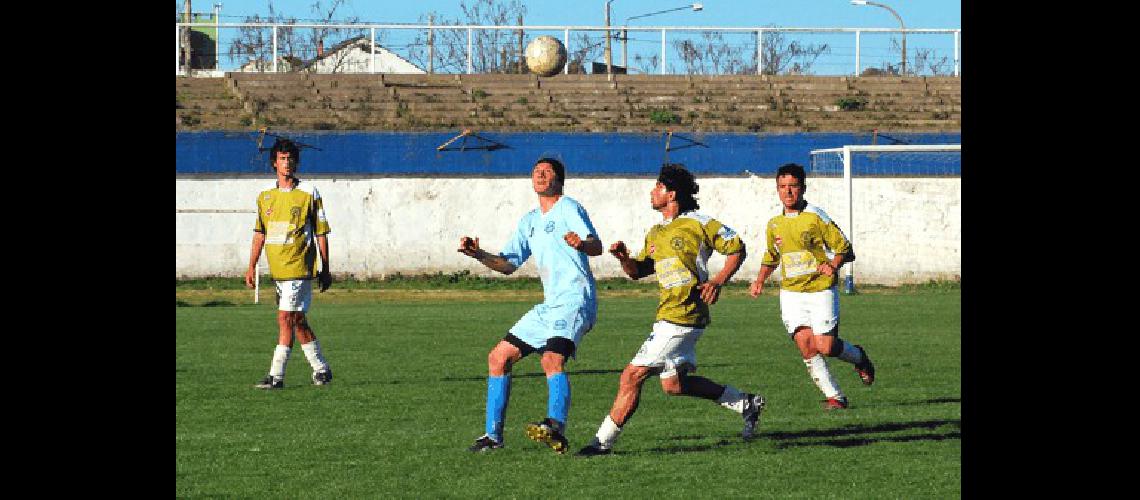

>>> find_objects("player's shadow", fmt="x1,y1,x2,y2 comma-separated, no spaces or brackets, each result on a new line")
762,419,961,449
441,368,624,382
439,363,733,382
635,419,960,455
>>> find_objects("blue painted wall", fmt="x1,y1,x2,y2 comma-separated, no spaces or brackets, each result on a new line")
175,131,960,176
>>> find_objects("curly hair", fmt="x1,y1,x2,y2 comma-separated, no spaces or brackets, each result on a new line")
658,163,700,212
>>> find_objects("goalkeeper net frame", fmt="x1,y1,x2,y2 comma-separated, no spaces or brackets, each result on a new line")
808,144,961,293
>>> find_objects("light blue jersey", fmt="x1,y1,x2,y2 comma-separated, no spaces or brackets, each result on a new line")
500,196,599,309
499,196,599,349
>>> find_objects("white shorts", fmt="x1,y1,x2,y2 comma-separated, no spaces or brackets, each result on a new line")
629,321,705,379
779,286,839,336
274,279,312,312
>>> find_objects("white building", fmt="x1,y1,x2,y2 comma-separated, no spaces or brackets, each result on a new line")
306,36,426,74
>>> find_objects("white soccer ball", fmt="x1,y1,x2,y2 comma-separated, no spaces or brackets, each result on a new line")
525,36,567,77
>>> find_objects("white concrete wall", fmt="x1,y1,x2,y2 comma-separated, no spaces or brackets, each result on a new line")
176,176,960,285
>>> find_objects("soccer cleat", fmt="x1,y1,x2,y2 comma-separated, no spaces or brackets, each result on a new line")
741,393,766,440
821,397,849,411
524,418,569,454
853,345,876,386
575,444,613,457
254,375,284,390
467,434,503,452
312,368,333,386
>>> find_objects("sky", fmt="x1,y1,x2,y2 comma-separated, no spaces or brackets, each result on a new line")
195,1,960,29
180,1,961,75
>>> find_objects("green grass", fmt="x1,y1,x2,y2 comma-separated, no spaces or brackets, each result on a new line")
176,287,960,497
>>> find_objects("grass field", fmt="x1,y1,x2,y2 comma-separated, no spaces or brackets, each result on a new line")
176,283,960,498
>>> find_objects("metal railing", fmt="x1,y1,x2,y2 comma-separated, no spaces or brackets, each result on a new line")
176,22,960,77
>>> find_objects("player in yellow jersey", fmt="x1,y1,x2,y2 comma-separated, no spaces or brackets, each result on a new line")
749,163,875,410
577,164,766,456
243,138,333,390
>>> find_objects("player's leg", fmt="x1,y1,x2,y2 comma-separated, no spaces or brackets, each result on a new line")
658,331,766,440
578,321,671,456
255,280,301,389
783,289,845,409
470,337,527,452
813,288,875,385
289,281,332,385
797,328,847,409
525,304,592,454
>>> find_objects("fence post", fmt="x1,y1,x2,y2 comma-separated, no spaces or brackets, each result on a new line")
176,25,181,75
954,30,960,77
370,27,376,74
467,28,473,74
564,28,570,74
660,29,666,75
854,30,861,76
756,29,762,75
272,24,278,72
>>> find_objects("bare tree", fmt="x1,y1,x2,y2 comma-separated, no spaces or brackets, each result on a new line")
306,0,367,72
408,0,527,74
759,29,830,75
566,32,604,74
902,42,951,76
228,1,303,71
633,53,659,75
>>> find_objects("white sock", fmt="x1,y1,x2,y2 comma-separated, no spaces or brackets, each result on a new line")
716,384,747,414
593,415,622,449
269,345,291,379
301,340,329,372
835,340,864,366
804,354,843,399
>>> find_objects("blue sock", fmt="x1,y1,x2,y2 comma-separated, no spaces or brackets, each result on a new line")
547,372,570,428
485,375,510,443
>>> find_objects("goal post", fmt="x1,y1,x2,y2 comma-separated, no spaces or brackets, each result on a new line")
809,144,962,294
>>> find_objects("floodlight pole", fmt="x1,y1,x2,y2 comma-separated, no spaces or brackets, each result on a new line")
624,4,702,75
851,0,905,75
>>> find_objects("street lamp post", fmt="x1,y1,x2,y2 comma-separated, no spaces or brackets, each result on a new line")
214,3,222,71
851,0,906,75
605,0,616,77
621,3,702,74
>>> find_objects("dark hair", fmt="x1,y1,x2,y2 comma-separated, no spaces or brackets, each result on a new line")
776,162,806,188
658,163,700,212
269,138,301,169
534,157,565,185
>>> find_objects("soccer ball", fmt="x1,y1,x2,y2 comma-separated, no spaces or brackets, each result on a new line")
525,36,567,77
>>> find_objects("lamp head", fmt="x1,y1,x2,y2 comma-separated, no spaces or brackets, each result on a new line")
692,3,703,11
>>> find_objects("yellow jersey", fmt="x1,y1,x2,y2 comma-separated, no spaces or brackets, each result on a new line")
760,203,852,293
633,212,744,327
253,180,331,281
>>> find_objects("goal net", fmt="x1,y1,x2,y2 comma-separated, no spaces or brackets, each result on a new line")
808,144,961,293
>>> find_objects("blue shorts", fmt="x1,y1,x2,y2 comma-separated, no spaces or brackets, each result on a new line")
508,302,596,352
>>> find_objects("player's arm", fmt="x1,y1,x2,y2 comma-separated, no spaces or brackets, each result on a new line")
458,236,518,275
564,232,603,256
699,245,746,305
818,221,853,277
316,233,332,291
245,231,266,289
749,263,778,298
608,241,653,279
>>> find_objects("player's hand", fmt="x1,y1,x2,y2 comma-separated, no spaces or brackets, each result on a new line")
817,262,836,277
608,241,629,260
564,231,583,250
699,281,723,305
244,267,256,289
318,270,332,292
749,279,764,298
458,236,481,257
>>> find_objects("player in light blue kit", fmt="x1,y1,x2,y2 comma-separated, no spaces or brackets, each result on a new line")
459,157,603,454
